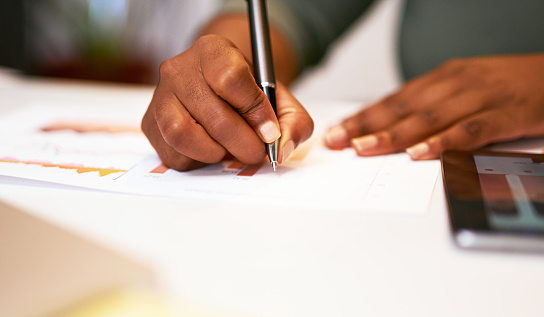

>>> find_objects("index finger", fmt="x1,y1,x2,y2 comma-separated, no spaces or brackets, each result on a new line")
198,35,281,144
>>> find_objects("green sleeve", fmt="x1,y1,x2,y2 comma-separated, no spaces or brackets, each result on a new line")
220,0,374,71
399,0,544,80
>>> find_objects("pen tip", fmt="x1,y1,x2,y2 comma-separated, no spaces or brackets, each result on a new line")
272,162,277,172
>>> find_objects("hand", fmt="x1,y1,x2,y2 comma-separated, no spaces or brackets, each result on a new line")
141,35,313,171
324,54,544,159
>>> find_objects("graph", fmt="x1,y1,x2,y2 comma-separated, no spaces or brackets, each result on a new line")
0,157,126,177
41,121,141,134
0,104,153,184
149,160,266,177
0,102,441,214
150,163,169,174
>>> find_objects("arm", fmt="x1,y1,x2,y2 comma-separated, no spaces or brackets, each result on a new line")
214,0,375,79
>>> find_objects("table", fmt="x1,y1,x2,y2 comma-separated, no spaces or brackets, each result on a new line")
2,0,543,313
1,69,543,317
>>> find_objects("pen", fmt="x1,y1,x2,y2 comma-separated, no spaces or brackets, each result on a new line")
246,0,279,171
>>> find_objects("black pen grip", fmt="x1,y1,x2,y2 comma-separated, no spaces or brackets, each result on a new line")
262,85,277,115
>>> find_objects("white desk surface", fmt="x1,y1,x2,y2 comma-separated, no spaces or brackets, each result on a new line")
1,71,544,317
1,0,543,315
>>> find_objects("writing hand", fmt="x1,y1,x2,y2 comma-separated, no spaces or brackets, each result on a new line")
324,54,544,159
142,35,313,171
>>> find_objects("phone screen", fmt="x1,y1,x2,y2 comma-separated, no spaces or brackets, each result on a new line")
474,154,544,234
442,150,544,252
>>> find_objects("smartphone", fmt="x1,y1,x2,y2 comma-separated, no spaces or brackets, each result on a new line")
441,150,544,253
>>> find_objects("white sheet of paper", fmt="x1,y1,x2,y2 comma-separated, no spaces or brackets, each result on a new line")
0,102,439,213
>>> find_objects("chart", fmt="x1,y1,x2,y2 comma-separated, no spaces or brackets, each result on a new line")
0,102,440,214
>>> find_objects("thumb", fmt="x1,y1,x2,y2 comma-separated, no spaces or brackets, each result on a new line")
275,83,314,163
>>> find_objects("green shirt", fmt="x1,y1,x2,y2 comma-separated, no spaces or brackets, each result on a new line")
221,0,544,80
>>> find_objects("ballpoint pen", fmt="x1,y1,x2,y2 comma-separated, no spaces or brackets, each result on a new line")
246,0,279,171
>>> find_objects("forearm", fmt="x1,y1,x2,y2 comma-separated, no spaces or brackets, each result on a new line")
200,13,299,85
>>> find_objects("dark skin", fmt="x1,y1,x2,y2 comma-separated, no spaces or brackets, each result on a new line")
142,14,544,171
142,15,312,171
325,54,544,159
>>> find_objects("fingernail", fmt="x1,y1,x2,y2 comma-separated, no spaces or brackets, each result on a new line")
259,121,281,143
281,140,295,163
352,135,378,153
324,125,348,146
406,142,429,159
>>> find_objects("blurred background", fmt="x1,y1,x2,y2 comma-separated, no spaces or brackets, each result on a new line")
0,0,402,102
0,0,222,84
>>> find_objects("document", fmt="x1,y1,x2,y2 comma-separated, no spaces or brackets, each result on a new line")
0,102,439,213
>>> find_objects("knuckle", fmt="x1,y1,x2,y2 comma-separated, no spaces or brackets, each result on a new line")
196,34,240,66
160,120,187,146
195,34,217,47
389,101,409,118
215,63,251,96
154,108,192,148
419,109,440,127
381,96,409,118
462,119,484,139
159,58,178,80
458,63,488,85
196,34,229,51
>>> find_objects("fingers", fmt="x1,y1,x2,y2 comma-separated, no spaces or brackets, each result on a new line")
170,75,268,164
194,36,312,165
350,90,486,156
152,92,227,163
198,35,281,144
274,83,314,163
142,34,314,171
324,70,463,150
148,35,273,167
323,56,544,160
141,100,215,171
407,109,521,160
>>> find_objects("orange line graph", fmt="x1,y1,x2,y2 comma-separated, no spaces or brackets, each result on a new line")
40,121,141,134
0,158,125,177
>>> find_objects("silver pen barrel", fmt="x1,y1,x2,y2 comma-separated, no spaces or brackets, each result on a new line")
247,0,276,88
247,0,279,171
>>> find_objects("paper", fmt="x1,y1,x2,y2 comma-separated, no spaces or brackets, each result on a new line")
0,102,439,213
